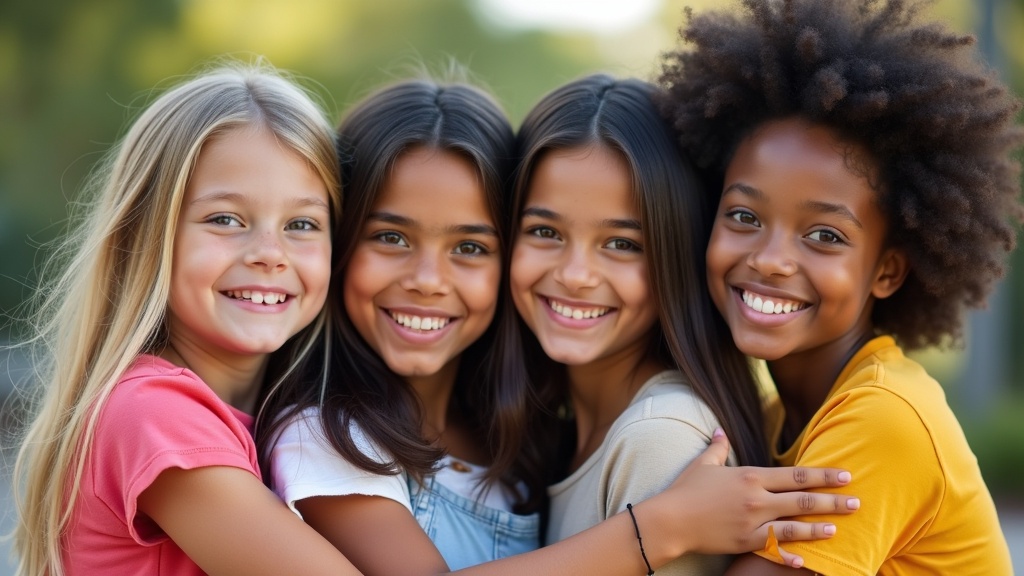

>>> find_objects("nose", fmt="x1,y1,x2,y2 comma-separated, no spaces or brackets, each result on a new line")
245,229,288,271
399,250,451,296
552,244,600,292
745,231,797,277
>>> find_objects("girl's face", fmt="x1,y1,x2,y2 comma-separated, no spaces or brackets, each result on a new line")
167,126,332,359
344,147,501,379
706,118,905,364
510,145,657,368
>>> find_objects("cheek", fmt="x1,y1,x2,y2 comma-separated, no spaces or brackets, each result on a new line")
622,266,657,323
341,253,381,321
462,263,502,316
509,244,540,293
704,236,734,298
303,244,333,296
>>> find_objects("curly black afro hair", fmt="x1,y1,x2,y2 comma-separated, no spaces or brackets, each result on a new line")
659,0,1024,350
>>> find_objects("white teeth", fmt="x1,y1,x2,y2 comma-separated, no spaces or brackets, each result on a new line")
742,290,804,315
390,311,450,332
226,290,288,305
547,298,609,320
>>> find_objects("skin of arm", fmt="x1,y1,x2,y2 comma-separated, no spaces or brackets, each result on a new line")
297,494,450,575
285,431,857,576
138,466,362,576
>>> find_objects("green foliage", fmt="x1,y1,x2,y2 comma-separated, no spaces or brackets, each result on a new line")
960,395,1024,500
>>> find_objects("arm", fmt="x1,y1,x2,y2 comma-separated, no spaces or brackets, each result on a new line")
447,430,857,575
270,409,449,575
297,494,449,574
599,415,742,575
138,466,361,576
271,422,855,576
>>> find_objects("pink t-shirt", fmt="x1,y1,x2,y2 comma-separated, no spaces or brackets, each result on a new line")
62,355,260,575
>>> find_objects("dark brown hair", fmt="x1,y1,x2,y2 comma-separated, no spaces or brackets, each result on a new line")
659,0,1024,349
510,74,769,471
258,78,541,509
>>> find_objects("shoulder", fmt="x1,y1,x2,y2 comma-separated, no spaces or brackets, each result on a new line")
275,406,394,465
102,355,244,433
603,371,726,467
614,370,721,436
824,340,950,440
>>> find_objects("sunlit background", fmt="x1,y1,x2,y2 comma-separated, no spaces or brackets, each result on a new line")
1,0,1022,572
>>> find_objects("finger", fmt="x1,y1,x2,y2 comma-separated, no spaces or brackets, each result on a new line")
762,520,838,542
769,491,860,517
775,543,806,569
755,466,852,491
692,428,730,466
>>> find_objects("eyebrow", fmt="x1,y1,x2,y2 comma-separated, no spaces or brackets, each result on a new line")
520,205,641,231
722,183,863,229
367,210,498,236
190,191,330,210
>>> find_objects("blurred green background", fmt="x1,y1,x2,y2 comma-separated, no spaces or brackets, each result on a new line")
1,0,1022,512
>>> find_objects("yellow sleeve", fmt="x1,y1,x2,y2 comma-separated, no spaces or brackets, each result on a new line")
756,387,942,576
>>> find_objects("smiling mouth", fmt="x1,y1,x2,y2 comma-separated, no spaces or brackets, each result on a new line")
545,297,611,320
388,310,452,331
740,290,807,315
225,290,289,305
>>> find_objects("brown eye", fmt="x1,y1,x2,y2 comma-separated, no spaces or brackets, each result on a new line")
373,231,407,246
808,229,845,245
726,210,759,226
527,226,559,240
603,238,642,252
453,241,487,256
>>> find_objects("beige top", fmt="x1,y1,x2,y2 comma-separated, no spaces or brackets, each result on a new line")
547,370,735,576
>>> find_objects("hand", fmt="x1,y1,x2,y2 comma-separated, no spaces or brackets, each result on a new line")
635,429,859,569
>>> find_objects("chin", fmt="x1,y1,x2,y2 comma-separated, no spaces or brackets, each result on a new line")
541,348,596,367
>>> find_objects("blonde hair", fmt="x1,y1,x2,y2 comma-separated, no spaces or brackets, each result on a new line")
11,61,341,576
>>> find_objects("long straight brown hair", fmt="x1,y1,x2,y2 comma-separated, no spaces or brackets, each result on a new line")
257,78,544,510
507,74,769,476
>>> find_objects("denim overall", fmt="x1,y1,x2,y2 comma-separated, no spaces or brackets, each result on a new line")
407,473,540,570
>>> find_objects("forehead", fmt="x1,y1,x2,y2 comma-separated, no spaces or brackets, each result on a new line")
185,126,329,207
526,145,635,217
375,147,492,224
725,118,883,214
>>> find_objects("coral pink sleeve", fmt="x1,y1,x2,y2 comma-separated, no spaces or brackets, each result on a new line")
87,357,260,545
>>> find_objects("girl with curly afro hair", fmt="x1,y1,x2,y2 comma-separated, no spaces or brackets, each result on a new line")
659,0,1021,574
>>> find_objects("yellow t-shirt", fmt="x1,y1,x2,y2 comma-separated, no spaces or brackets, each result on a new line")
758,336,1011,575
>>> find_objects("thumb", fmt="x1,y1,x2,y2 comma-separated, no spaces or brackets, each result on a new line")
695,428,730,466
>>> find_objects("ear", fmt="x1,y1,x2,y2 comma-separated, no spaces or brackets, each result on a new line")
871,247,909,300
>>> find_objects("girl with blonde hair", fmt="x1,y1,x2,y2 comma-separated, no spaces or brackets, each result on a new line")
12,61,360,576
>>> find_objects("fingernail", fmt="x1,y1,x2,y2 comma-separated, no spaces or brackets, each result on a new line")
823,524,836,536
837,471,852,484
791,556,804,569
712,427,724,438
847,498,860,510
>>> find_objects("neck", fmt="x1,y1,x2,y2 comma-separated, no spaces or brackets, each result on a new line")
565,343,665,469
159,337,267,414
769,329,876,439
406,357,487,464
406,359,460,442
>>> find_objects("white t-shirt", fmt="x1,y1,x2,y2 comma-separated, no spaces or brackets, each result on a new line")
270,407,517,514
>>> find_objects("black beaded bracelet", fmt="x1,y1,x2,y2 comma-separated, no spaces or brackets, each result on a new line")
625,503,654,575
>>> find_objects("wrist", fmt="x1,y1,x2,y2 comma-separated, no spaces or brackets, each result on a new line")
628,494,693,568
